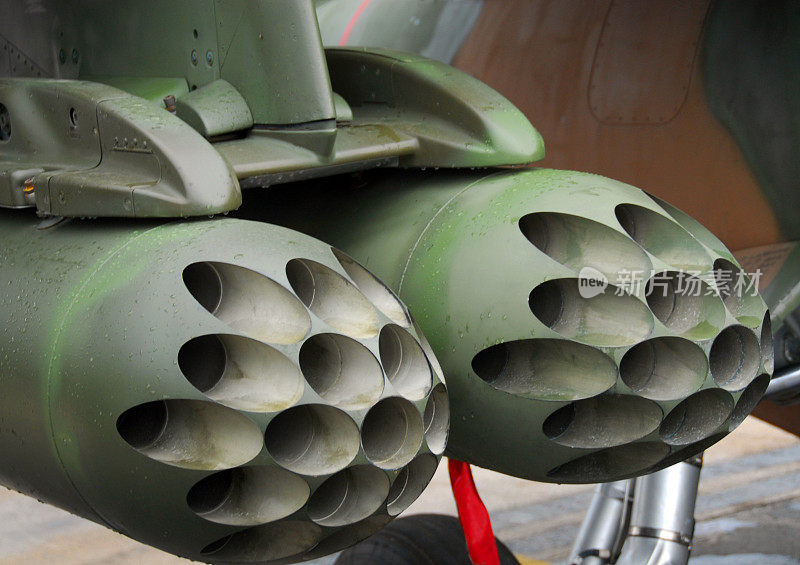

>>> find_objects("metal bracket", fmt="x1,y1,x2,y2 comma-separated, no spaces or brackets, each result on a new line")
628,525,693,547
326,47,545,168
765,364,800,404
0,79,240,217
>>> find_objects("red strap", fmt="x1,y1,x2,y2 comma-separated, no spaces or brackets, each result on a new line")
448,459,501,565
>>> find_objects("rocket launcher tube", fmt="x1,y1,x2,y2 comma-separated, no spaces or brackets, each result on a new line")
241,168,773,483
0,210,447,563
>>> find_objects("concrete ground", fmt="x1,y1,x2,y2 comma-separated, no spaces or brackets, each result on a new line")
0,416,798,564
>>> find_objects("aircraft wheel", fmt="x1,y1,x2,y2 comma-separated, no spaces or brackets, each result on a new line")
334,513,520,564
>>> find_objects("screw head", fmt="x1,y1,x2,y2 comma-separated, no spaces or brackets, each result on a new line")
205,50,214,66
191,49,198,66
163,95,177,113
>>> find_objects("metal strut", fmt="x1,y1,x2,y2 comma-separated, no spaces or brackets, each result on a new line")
570,455,703,565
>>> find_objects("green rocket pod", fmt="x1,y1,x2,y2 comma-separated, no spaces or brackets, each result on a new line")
0,210,447,563
244,168,773,483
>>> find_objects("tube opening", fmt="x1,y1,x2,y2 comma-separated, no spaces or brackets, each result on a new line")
619,337,707,401
265,404,360,476
519,211,651,284
300,333,384,410
660,388,734,445
645,271,726,340
713,258,765,327
529,278,653,346
307,465,390,527
332,248,410,327
199,521,322,561
543,394,662,448
761,312,774,374
471,339,617,401
379,324,433,401
423,383,449,454
116,400,168,450
187,466,310,526
117,400,263,470
387,454,439,516
180,334,304,411
547,442,670,483
286,258,379,339
729,374,770,431
361,397,424,470
615,203,712,272
184,261,311,344
178,334,226,393
710,325,761,391
183,262,222,313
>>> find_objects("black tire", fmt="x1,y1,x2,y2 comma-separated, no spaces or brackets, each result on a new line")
334,513,520,565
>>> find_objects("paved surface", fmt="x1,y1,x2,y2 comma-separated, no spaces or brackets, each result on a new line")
1,416,799,564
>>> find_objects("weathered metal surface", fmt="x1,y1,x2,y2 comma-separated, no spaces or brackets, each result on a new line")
241,168,772,483
325,47,544,167
313,0,800,440
175,79,253,137
0,79,241,216
0,209,446,563
1,0,545,216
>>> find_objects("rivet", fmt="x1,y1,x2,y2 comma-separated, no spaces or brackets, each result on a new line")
191,49,198,66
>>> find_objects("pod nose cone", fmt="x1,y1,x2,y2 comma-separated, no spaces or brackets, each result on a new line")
39,219,447,563
397,170,771,482
243,169,773,484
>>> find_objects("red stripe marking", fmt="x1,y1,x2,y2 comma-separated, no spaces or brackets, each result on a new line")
338,0,373,46
449,459,501,565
